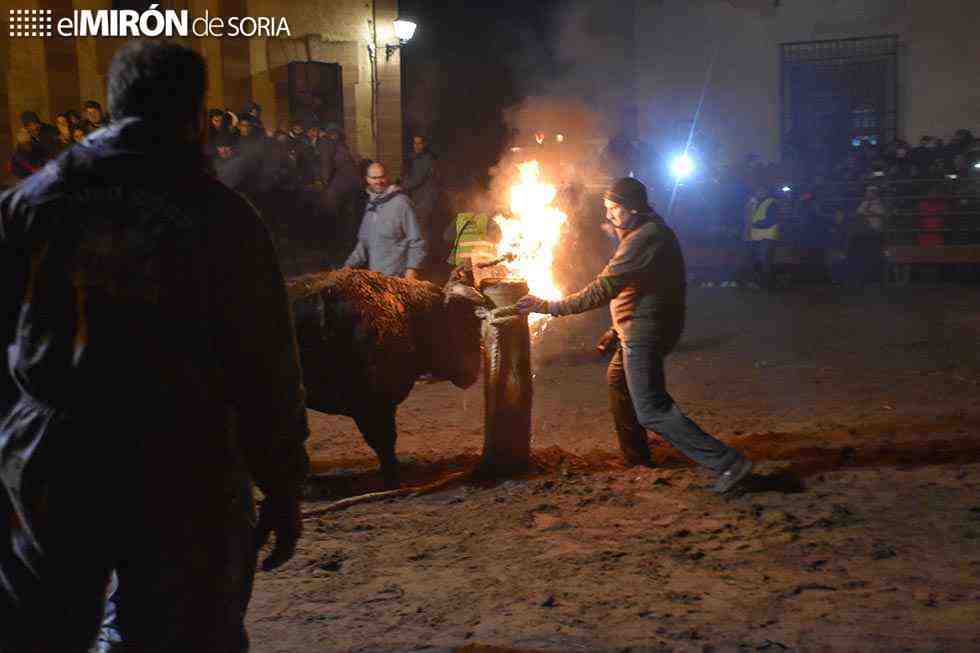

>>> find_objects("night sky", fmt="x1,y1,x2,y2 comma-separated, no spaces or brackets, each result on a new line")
400,0,565,190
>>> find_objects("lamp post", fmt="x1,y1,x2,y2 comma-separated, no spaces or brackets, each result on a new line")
386,17,417,61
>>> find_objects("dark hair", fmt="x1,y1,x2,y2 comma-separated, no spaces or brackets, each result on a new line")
83,100,102,111
65,109,81,124
107,41,206,128
208,108,225,119
20,111,40,125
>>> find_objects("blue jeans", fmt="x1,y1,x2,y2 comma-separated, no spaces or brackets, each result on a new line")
607,340,742,473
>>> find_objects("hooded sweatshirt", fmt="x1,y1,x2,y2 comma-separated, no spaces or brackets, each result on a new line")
344,186,427,276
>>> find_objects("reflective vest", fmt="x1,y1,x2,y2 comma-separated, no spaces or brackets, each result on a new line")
750,197,780,241
451,212,496,265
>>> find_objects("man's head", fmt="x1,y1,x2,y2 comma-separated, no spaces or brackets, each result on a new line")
413,135,426,155
290,122,305,139
208,108,225,129
306,125,320,142
20,111,41,137
83,100,104,125
243,101,262,119
55,113,70,136
15,127,33,147
603,177,650,230
366,162,389,194
238,115,255,136
71,126,88,144
323,123,342,142
107,42,207,141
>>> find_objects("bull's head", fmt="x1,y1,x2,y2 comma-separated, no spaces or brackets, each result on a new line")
438,273,488,389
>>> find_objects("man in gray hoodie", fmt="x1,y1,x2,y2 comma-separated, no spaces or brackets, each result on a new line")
344,162,427,279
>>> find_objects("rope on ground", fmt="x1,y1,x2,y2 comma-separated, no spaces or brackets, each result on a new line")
302,470,472,518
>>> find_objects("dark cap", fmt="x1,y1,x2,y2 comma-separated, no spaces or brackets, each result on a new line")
603,177,650,212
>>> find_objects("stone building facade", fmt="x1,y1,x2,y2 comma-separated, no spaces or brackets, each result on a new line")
633,0,980,162
1,0,404,182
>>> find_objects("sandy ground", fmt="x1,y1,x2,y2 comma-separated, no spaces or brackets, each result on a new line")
248,284,980,652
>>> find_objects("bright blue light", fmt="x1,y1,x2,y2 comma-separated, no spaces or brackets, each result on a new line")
669,154,695,180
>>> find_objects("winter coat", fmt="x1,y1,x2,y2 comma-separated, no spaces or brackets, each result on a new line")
319,140,361,214
402,149,439,222
344,187,427,276
0,118,309,598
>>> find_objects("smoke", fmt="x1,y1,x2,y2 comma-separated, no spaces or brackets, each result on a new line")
492,2,640,187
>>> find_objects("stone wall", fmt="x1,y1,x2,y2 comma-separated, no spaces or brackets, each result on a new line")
0,0,403,182
633,0,980,162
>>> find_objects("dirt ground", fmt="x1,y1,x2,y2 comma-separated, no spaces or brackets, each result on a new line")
248,284,980,652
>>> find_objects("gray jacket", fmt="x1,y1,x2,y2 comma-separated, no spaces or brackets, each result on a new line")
344,186,427,276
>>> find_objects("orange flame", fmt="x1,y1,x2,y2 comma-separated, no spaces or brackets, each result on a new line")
494,161,567,326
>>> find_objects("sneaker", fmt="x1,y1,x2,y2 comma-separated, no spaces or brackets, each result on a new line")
712,458,754,494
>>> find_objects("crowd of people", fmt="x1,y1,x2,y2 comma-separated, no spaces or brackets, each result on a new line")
647,127,980,287
7,101,110,179
8,92,979,290
6,98,445,274
1,42,757,650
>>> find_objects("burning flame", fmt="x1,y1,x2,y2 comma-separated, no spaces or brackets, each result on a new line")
494,161,567,325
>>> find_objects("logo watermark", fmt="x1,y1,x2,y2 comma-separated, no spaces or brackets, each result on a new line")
8,4,290,39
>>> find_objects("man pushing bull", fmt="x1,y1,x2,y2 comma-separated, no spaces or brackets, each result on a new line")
517,177,753,495
0,42,309,651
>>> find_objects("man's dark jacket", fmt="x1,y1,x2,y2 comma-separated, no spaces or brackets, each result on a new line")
547,212,687,351
0,118,309,644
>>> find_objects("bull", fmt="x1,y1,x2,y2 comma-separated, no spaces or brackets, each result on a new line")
287,269,486,488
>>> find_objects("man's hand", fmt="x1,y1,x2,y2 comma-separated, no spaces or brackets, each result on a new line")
404,268,420,281
254,490,303,571
515,294,549,315
595,328,620,356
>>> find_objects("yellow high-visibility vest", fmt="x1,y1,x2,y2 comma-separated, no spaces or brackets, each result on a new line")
452,212,496,265
750,198,780,241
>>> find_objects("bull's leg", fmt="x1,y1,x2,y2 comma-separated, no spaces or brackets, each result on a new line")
353,407,400,489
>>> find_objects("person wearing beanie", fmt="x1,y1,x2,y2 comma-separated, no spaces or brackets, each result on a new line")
517,176,754,495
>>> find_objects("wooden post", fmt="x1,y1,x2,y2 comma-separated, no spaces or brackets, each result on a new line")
477,278,533,475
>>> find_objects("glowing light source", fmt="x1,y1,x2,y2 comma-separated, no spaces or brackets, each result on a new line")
973,162,980,169
555,133,564,143
493,161,567,327
781,185,792,193
669,153,695,180
393,18,417,41
386,18,417,60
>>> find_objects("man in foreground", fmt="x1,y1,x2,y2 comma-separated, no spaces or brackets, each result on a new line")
0,41,309,651
517,177,753,494
344,162,426,280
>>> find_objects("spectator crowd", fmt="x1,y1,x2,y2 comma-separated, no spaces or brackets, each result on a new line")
7,97,979,287
8,99,445,275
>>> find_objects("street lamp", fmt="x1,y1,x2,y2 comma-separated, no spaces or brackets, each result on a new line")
386,18,417,61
